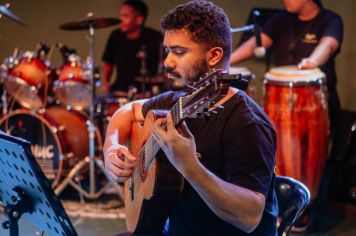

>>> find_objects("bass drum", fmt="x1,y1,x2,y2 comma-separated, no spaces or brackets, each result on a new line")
0,107,102,187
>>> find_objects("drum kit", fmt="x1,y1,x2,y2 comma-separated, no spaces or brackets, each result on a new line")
0,5,125,199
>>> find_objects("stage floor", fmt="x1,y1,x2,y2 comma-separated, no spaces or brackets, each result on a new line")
0,202,355,235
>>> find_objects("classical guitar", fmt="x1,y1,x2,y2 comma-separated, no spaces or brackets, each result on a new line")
125,70,238,234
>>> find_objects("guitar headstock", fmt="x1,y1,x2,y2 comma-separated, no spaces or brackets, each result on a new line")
172,69,231,125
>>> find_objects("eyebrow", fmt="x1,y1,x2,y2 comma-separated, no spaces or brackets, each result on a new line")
164,45,188,51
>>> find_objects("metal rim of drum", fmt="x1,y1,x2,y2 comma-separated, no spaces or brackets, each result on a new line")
0,109,64,187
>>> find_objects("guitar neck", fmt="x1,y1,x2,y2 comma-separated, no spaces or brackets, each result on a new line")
135,101,182,175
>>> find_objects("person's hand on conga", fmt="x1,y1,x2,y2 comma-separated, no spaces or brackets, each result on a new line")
298,58,317,70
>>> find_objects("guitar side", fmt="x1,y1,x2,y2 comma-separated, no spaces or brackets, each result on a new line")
125,110,184,234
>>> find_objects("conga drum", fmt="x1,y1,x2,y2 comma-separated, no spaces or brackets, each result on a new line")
263,66,329,199
229,66,256,99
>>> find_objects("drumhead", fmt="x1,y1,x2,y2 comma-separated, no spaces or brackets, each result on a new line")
0,109,63,183
265,65,325,84
229,66,254,78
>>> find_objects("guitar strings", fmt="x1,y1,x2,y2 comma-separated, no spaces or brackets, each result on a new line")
129,72,223,182
129,95,192,182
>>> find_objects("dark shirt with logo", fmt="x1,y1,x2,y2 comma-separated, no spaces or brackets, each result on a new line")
263,9,343,126
142,90,278,236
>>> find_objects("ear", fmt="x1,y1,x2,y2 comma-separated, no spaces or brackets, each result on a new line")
136,15,144,26
207,47,224,67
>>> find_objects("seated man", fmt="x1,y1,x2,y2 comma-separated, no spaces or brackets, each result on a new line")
104,1,278,235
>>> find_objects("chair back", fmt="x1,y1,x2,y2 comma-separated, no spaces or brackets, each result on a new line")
275,175,310,236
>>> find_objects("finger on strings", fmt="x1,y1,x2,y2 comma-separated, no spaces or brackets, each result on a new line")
153,118,168,140
178,120,194,140
166,112,176,133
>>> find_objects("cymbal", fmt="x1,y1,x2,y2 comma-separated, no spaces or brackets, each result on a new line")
0,4,27,27
59,16,120,31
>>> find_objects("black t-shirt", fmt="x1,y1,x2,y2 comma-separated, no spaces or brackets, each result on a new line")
142,90,278,236
263,9,343,89
102,27,163,92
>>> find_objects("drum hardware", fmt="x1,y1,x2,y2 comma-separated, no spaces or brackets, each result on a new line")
137,45,149,96
54,13,123,200
289,81,294,110
0,3,27,27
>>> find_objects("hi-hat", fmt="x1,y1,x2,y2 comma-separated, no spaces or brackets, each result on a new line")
59,15,120,31
0,4,27,26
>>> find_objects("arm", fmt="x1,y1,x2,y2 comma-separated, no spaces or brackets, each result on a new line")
298,36,340,69
152,113,266,233
102,62,113,93
103,99,146,182
230,33,273,65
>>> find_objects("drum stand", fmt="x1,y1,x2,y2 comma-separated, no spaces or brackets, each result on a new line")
137,45,148,96
54,17,124,200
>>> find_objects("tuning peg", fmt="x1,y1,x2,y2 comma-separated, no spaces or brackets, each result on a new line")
203,112,211,121
196,111,204,119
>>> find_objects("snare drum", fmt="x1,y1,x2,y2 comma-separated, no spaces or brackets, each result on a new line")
4,51,55,109
263,66,329,199
54,55,92,110
0,107,102,187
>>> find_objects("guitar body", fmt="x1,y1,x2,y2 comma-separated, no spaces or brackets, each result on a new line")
125,110,184,234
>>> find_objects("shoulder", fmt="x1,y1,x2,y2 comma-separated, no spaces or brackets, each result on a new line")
320,9,343,23
108,29,124,39
268,10,294,23
263,10,294,33
225,91,275,132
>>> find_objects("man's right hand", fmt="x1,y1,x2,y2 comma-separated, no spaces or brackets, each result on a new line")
104,144,137,182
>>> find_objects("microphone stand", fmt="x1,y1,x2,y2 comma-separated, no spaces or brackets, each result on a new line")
54,14,123,201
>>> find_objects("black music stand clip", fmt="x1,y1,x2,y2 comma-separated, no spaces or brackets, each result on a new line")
0,131,77,236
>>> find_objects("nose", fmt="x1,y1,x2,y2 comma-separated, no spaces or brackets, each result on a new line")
163,52,176,70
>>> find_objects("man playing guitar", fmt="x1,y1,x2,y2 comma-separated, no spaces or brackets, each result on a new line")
103,1,277,235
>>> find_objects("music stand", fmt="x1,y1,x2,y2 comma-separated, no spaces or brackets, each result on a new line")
0,131,77,236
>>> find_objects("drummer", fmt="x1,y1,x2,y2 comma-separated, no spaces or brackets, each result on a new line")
102,0,163,99
230,0,343,131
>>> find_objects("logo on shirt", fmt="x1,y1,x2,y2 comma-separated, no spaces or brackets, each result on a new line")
302,33,318,44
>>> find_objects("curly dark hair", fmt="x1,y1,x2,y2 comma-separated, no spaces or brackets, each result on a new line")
160,0,232,67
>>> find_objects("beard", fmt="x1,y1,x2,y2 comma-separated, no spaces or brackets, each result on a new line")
167,59,208,91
